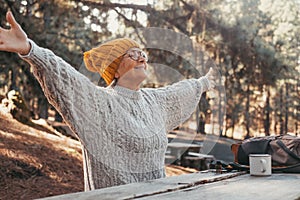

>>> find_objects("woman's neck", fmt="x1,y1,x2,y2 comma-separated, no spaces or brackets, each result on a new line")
115,79,140,91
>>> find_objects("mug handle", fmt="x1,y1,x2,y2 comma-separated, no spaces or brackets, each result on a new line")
260,159,267,172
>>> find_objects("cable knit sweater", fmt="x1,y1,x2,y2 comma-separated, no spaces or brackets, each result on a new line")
20,40,213,191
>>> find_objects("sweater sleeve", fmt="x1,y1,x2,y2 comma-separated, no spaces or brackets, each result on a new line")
19,40,101,139
146,77,212,131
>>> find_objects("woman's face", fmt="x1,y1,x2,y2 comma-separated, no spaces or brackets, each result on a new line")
115,48,148,81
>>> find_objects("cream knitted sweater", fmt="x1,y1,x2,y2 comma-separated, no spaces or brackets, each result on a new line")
20,40,213,190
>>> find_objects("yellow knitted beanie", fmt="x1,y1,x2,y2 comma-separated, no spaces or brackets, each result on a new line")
83,38,141,85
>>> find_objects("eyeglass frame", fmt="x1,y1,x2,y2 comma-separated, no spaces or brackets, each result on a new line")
123,48,148,62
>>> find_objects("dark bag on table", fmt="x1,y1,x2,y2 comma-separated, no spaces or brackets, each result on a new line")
231,134,300,173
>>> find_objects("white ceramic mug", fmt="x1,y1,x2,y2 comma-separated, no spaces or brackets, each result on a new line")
249,154,272,176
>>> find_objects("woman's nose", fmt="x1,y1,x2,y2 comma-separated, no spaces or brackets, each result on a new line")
138,56,147,63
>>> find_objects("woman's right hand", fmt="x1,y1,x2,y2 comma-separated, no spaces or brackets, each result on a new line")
0,11,31,55
205,67,218,89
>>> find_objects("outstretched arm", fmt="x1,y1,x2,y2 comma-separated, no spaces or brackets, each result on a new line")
145,68,217,131
0,11,31,55
0,11,104,140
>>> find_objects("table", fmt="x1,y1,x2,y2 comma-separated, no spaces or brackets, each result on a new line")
40,172,300,200
166,142,203,165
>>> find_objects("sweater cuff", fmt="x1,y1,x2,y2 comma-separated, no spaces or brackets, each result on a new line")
198,76,212,91
18,39,34,58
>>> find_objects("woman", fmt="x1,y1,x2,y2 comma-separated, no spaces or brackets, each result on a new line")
0,11,217,190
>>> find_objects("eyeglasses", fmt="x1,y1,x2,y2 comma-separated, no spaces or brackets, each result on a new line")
125,48,148,62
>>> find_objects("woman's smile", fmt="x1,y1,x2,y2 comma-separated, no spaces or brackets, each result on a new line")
134,65,146,70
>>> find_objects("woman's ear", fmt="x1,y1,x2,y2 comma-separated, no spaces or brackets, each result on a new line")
115,71,120,79
115,59,124,78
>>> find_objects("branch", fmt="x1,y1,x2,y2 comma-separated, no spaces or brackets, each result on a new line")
72,0,190,34
73,0,154,13
112,8,147,46
180,0,195,12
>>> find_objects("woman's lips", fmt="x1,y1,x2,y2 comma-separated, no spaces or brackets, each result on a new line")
134,65,145,69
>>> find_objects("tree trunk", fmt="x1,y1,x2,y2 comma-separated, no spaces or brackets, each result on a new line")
245,85,251,139
264,86,271,136
279,86,284,135
8,69,17,91
197,92,207,134
38,97,49,119
218,89,224,137
231,123,235,139
284,83,289,135
295,122,298,136
197,112,205,134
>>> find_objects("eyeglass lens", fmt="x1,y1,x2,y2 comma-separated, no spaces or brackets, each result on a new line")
128,50,148,62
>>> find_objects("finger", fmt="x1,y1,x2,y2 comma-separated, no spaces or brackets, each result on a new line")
206,67,213,76
6,11,19,29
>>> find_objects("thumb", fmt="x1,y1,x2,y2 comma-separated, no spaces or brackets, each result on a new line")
6,11,19,29
206,67,213,77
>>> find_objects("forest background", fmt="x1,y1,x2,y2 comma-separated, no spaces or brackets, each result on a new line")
0,0,299,139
